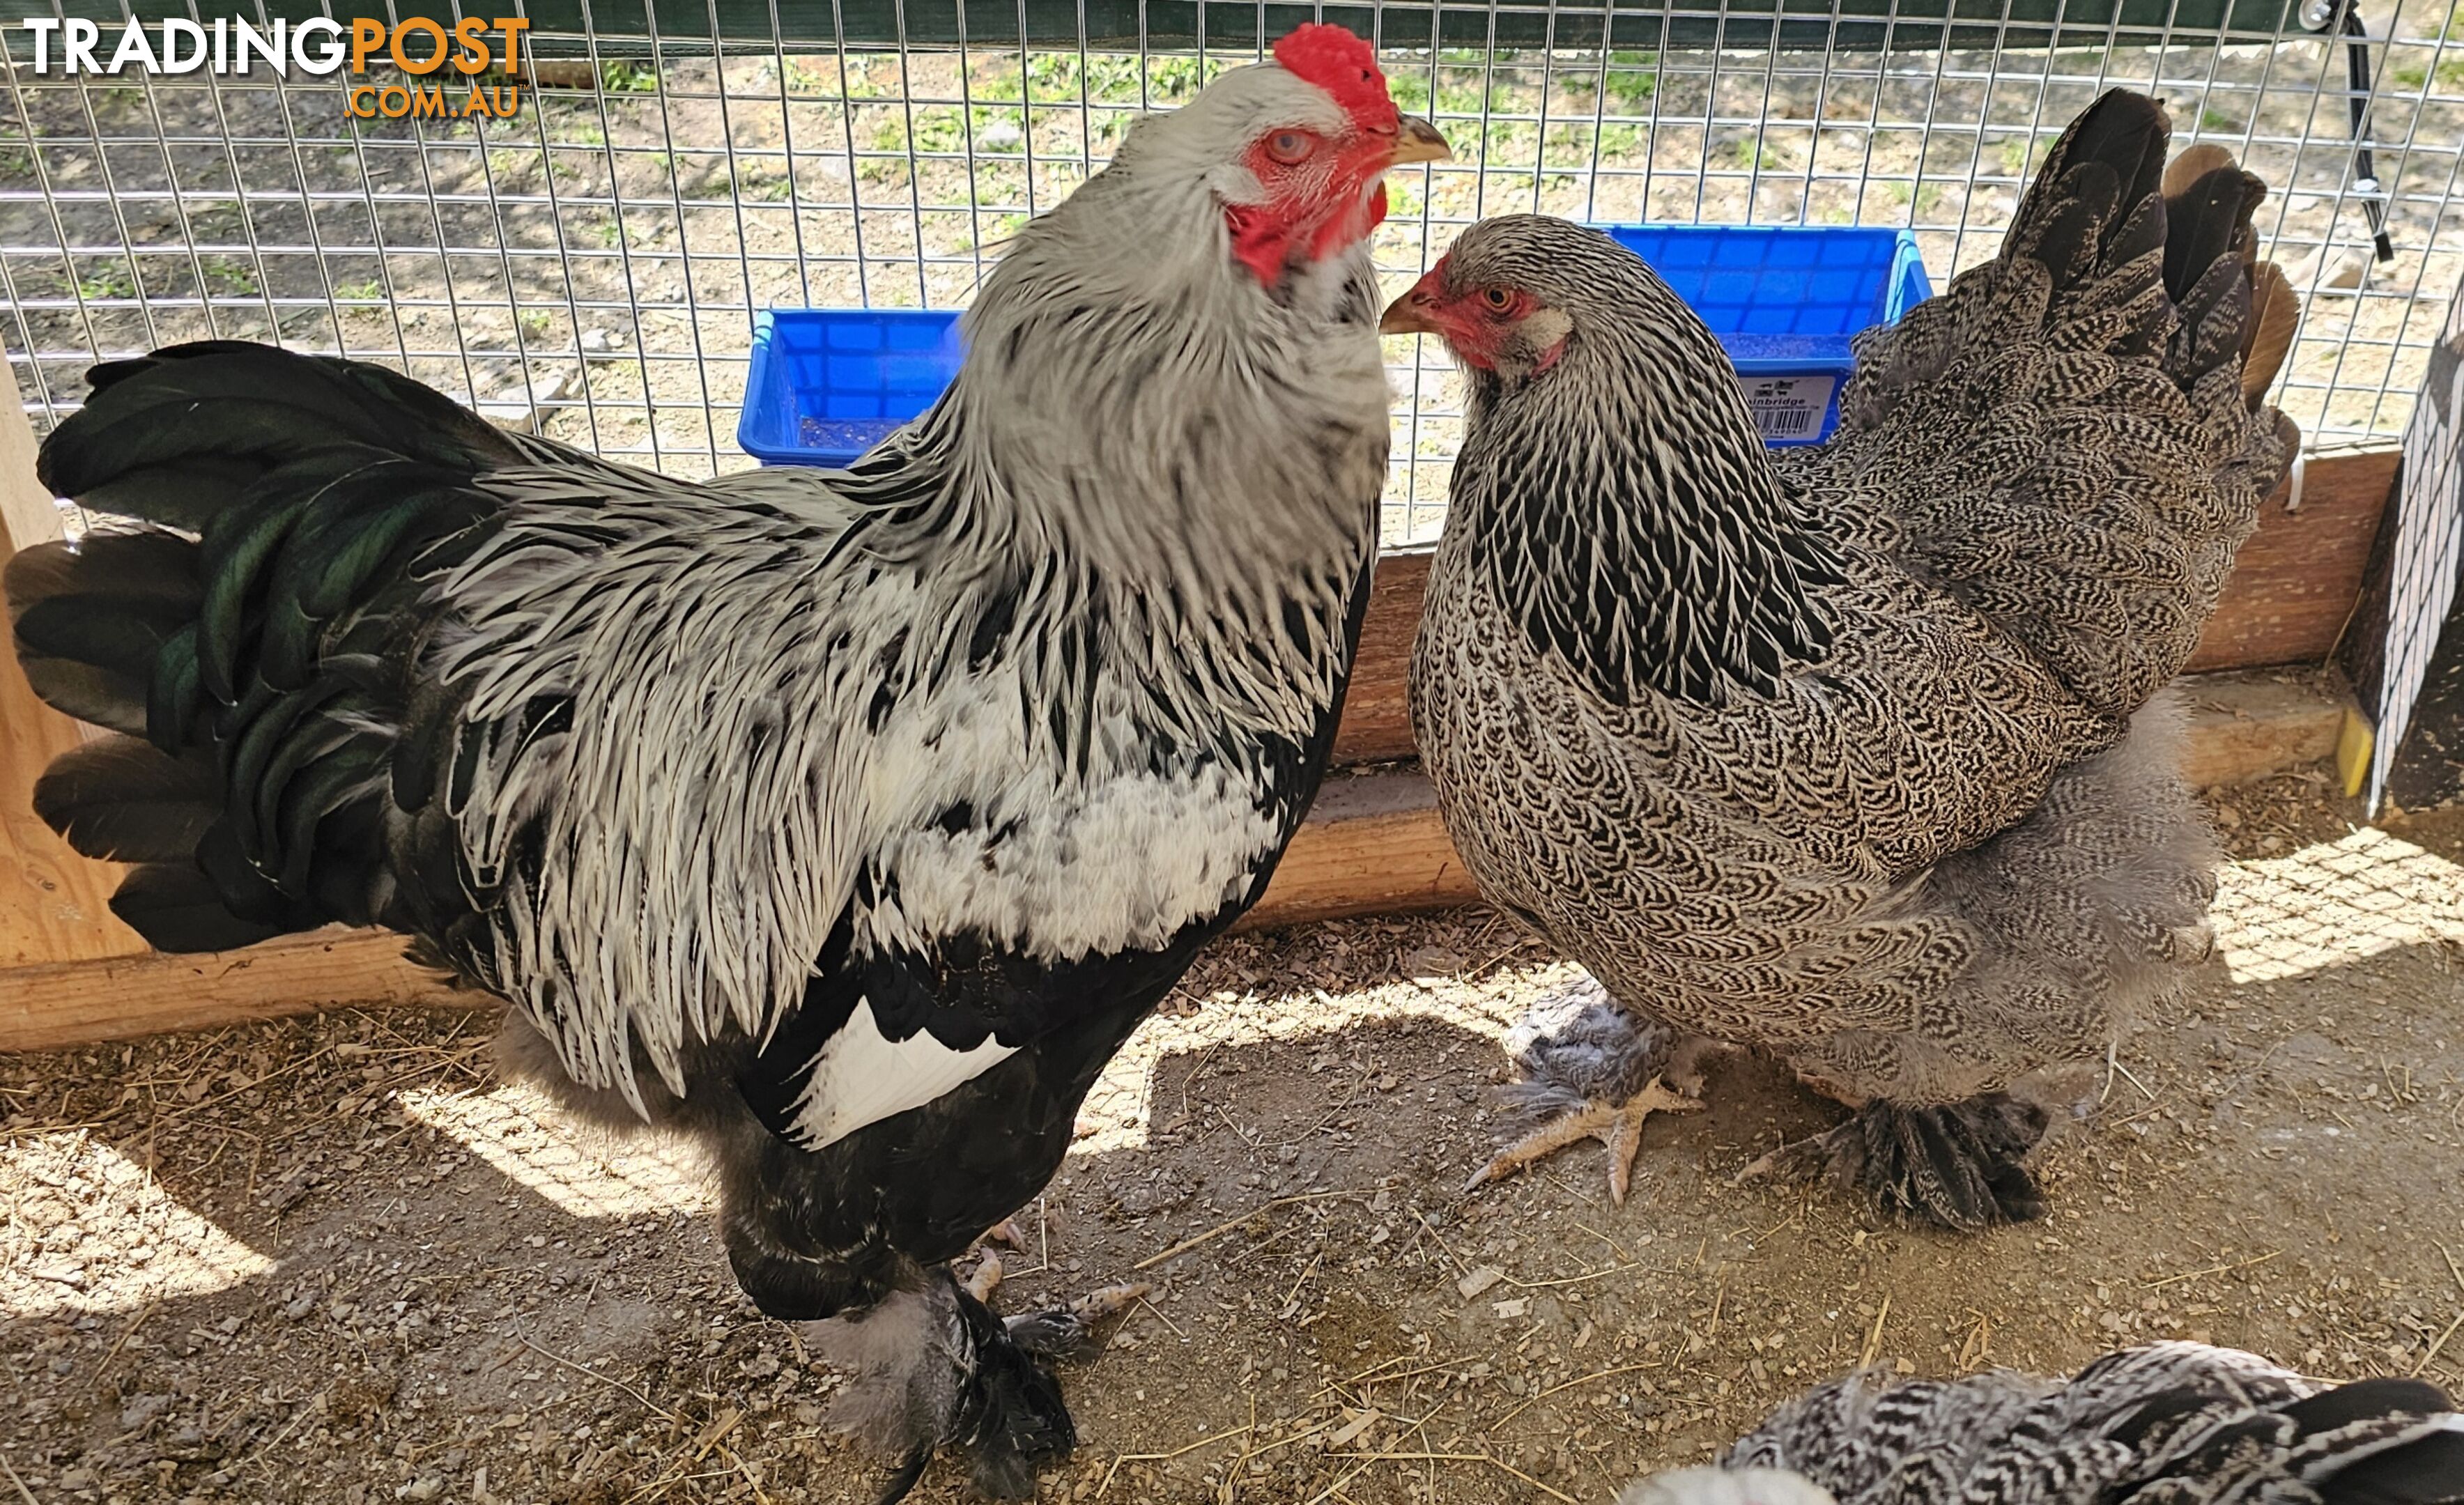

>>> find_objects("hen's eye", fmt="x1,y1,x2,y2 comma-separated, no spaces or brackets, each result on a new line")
1264,130,1314,165
1481,287,1516,312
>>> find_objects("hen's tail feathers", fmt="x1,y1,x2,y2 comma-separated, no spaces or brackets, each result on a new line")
2007,93,2297,412
6,341,519,954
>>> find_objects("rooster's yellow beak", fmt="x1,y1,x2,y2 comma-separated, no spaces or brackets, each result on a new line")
1387,116,1452,166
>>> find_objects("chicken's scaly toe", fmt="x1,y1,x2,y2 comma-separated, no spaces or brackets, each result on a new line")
981,1217,1029,1250
1004,1281,1152,1359
963,1248,1006,1304
1465,1076,1702,1205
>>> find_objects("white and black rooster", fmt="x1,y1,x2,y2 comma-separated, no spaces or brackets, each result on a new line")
5,28,1445,1498
1625,1343,2464,1505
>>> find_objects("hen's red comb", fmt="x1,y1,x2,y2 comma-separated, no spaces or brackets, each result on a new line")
1272,24,1399,134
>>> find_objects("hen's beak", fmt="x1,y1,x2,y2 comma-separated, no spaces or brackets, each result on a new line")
1387,115,1452,166
1380,267,1447,336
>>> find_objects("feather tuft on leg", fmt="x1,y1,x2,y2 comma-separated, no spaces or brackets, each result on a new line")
807,1273,1077,1502
1741,1095,2050,1230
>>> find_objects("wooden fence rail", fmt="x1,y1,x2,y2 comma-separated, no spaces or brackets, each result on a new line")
0,363,2398,1051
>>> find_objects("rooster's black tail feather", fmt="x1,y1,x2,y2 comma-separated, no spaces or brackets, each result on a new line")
8,341,519,953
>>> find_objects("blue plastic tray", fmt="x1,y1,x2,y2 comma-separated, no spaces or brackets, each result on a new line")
737,309,970,468
1605,224,1931,444
739,224,1932,465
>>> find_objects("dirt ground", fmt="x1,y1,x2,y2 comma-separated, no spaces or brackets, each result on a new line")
4,774,2463,1505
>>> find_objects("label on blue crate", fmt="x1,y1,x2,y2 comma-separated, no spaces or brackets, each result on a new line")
1743,375,1835,443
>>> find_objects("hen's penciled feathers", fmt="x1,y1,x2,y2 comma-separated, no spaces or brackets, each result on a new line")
1408,90,2297,1227
1658,1343,2464,1505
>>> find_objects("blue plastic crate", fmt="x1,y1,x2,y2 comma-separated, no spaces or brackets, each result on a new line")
739,224,1932,466
1604,224,1932,444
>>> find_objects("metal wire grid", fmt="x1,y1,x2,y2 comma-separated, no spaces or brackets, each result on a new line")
2,1,2460,543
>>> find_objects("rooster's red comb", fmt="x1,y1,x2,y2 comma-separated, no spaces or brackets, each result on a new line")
1272,24,1399,134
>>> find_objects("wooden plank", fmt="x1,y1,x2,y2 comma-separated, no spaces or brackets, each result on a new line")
1235,765,1479,931
0,664,2360,1049
0,368,150,968
1328,550,1430,766
1326,450,2397,766
0,929,475,1054
2176,670,2350,789
2182,447,2399,675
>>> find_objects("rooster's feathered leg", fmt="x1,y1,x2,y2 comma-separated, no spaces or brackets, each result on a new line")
810,1262,1146,1503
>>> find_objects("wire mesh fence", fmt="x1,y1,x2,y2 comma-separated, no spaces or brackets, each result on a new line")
3,0,2460,543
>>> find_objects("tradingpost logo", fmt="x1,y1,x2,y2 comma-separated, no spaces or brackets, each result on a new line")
17,15,532,120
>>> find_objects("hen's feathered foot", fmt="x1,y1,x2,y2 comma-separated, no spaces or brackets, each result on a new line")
1739,1094,2051,1231
1465,1076,1703,1204
1469,976,1719,1204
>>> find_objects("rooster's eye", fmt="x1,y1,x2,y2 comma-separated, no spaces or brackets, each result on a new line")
1264,130,1315,165
1480,287,1517,313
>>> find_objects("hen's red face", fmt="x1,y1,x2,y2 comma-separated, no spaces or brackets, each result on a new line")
1226,26,1449,288
1380,258,1566,374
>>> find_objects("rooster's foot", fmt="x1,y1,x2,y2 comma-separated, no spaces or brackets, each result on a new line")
961,1247,1151,1357
981,1216,1029,1249
1002,1281,1153,1359
1463,1075,1702,1205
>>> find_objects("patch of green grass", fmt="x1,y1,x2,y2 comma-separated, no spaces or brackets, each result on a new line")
779,57,833,94
840,54,899,100
1146,54,1204,100
336,277,383,301
1595,121,1646,159
1029,50,1203,105
1720,135,1783,171
601,59,659,93
2387,56,2464,88
202,257,258,297
1078,54,1149,106
2199,105,2244,131
77,262,136,300
1603,52,1659,111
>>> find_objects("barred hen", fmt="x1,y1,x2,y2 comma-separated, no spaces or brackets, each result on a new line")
1392,91,2299,1228
1623,1343,2464,1505
5,27,1445,1498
